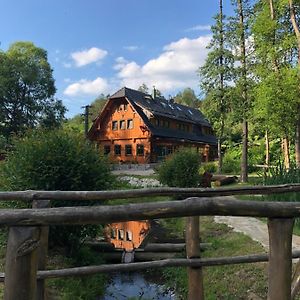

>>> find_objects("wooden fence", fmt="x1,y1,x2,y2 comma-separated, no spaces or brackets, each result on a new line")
1,183,300,299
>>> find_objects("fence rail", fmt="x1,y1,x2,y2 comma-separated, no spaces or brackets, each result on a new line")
0,184,300,299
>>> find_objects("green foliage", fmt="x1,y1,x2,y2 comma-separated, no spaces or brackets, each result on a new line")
49,247,107,299
199,161,218,174
158,148,201,188
64,94,107,134
222,147,241,174
0,129,114,252
264,164,300,201
0,42,66,138
162,217,267,299
174,88,200,108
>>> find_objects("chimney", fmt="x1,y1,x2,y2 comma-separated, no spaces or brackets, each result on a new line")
152,86,157,99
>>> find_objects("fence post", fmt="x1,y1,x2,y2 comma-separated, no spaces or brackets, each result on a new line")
268,218,294,300
186,216,204,300
4,226,40,300
33,200,50,300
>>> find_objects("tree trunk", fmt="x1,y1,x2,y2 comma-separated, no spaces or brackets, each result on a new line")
295,107,300,168
265,130,270,167
282,137,291,169
217,138,222,174
241,120,248,182
237,0,248,183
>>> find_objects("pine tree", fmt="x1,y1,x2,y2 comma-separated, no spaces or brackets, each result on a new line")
228,0,254,182
199,0,235,173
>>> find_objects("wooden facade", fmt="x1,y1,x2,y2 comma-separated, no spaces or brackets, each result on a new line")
88,87,217,163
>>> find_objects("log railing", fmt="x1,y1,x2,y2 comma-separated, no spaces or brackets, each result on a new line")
1,183,300,300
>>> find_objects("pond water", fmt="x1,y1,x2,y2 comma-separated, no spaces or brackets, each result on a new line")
100,272,177,300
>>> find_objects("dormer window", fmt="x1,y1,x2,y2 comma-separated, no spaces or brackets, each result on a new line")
127,119,133,129
112,121,118,130
120,120,125,130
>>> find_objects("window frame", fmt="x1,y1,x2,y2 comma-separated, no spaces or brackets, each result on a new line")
125,144,132,156
112,121,118,131
103,145,111,155
114,145,121,156
120,120,126,130
136,144,144,156
127,119,133,129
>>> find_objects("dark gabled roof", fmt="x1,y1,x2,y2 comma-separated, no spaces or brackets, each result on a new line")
89,87,217,145
110,87,211,127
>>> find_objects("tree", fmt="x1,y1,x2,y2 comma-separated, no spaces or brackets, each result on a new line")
199,0,235,173
252,0,299,168
288,0,300,167
174,88,200,108
64,94,108,134
90,94,108,121
0,129,115,253
138,83,150,94
0,42,65,139
228,0,254,182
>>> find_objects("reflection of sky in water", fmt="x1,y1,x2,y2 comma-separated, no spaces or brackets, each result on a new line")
101,272,177,300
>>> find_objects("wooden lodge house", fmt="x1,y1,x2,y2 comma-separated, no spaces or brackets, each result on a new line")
88,87,217,163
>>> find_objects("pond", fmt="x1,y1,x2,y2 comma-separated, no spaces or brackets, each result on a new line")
100,271,178,300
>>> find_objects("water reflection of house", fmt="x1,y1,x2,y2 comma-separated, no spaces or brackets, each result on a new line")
105,221,151,251
88,87,217,163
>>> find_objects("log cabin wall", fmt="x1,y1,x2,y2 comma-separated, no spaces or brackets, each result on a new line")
94,98,152,164
89,87,218,164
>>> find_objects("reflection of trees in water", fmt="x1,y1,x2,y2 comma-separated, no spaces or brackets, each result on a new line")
102,272,176,300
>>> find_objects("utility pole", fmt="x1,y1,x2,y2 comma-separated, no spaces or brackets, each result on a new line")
81,105,92,137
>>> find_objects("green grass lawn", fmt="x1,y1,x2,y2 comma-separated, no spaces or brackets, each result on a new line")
161,216,268,299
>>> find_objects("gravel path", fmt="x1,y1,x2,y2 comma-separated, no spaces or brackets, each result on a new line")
215,215,300,251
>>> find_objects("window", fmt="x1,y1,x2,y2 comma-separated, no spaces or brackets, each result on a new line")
104,145,110,155
162,120,170,128
124,104,128,111
125,145,132,156
126,231,132,241
167,146,173,155
137,144,144,156
127,119,133,129
114,145,121,155
112,121,118,130
118,229,124,240
155,119,160,127
111,229,117,239
120,120,125,130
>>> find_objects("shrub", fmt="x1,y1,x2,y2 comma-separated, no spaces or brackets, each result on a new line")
199,161,217,174
158,148,201,188
263,164,300,225
0,129,115,253
222,148,241,174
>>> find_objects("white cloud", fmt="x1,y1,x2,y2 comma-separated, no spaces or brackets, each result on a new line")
71,47,108,67
63,77,109,97
123,45,139,51
185,25,211,32
115,35,211,93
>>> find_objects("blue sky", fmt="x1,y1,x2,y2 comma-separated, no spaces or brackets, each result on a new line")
0,0,233,118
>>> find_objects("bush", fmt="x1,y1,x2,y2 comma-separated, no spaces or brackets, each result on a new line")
263,164,300,201
222,148,241,174
199,161,217,174
158,148,201,188
0,129,115,253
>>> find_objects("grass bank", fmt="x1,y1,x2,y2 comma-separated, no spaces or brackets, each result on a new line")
161,216,267,299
